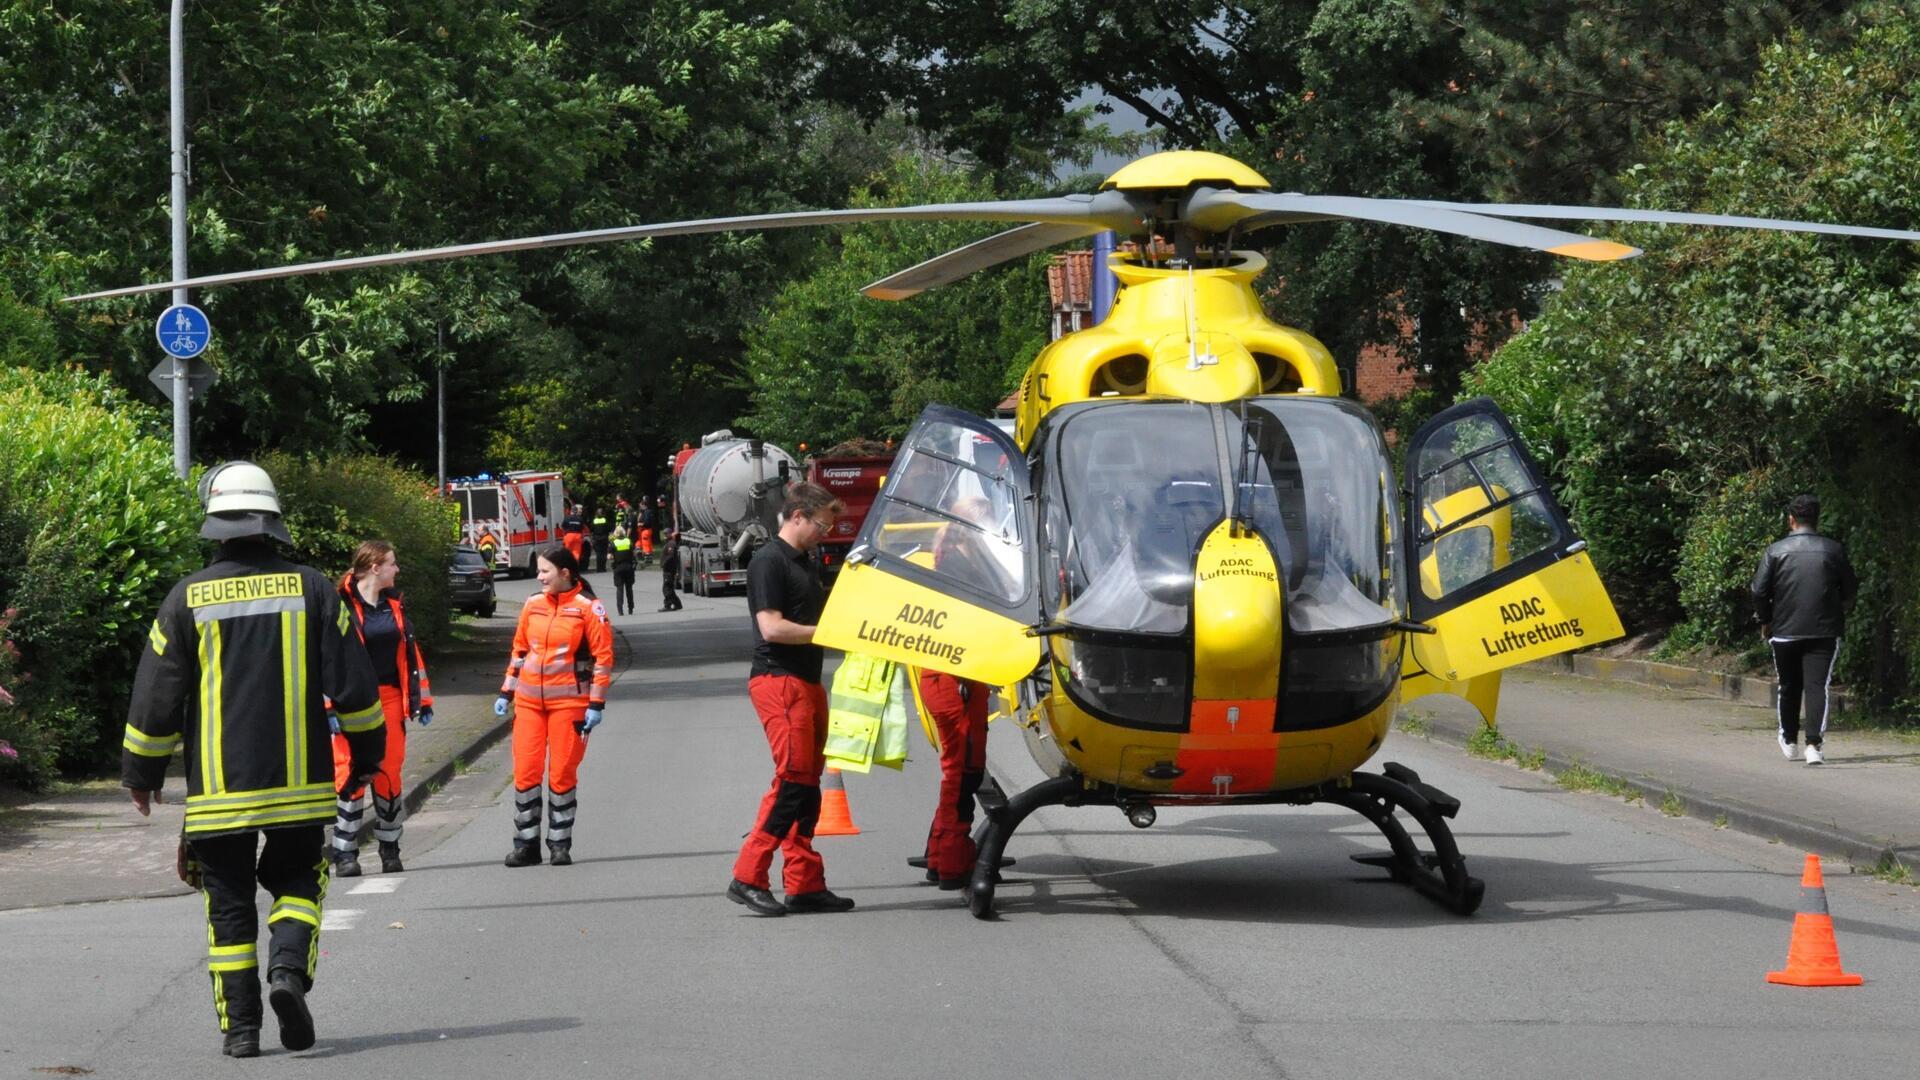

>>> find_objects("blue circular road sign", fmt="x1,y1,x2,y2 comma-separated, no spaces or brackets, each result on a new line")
156,304,212,358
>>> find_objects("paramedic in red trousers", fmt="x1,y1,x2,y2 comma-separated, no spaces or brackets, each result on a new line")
123,461,384,1058
327,539,433,877
1752,493,1857,765
726,481,852,916
916,496,998,888
495,545,615,866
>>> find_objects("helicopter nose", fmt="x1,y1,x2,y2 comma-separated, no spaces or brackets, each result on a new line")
1192,529,1284,700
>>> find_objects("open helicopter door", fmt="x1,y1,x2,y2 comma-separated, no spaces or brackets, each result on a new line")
815,405,1041,685
1402,397,1623,684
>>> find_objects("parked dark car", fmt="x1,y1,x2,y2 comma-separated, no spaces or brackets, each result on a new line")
448,545,497,617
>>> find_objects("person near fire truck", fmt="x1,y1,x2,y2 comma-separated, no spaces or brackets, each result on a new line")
591,506,614,573
610,525,638,616
561,503,587,567
658,531,684,612
494,545,615,866
326,539,434,878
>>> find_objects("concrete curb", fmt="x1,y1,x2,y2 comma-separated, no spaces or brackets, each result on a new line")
1416,713,1899,868
396,714,513,821
1527,652,1859,720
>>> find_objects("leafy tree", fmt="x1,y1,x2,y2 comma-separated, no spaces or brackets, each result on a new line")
0,0,908,501
739,153,1052,447
0,1,667,454
1468,16,1920,711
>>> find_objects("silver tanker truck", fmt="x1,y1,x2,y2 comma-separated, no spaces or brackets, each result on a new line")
669,430,798,597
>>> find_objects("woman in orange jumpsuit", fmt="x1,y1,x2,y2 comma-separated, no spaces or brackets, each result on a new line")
494,545,615,867
328,540,433,877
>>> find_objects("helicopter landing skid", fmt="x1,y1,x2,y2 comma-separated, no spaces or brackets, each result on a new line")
965,774,1084,919
1323,763,1485,915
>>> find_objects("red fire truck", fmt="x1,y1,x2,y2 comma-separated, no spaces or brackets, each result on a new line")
804,439,897,587
446,469,568,578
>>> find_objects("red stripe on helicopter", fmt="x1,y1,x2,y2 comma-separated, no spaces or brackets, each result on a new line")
1170,700,1279,796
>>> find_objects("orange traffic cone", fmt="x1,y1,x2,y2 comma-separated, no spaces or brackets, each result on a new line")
1767,854,1863,986
814,767,861,836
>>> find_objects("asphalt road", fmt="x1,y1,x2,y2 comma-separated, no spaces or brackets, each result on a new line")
6,575,1919,1079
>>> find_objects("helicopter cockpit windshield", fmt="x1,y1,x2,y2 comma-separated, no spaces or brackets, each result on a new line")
1036,397,1402,732
1039,397,1402,637
1045,403,1223,634
1229,397,1404,635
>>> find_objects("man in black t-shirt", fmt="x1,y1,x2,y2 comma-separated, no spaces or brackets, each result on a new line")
727,482,849,917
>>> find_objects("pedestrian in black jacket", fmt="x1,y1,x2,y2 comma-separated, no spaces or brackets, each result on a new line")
1752,493,1857,765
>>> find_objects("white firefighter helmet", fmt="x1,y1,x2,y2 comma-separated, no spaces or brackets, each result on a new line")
200,461,281,515
198,461,292,543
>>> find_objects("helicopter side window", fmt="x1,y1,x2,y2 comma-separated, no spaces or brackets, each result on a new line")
1413,417,1566,602
866,437,1026,606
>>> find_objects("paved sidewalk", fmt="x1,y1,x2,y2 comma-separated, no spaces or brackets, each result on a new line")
0,615,519,911
1411,667,1920,868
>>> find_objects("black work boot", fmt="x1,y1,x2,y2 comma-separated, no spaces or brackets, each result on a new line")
222,1028,261,1058
503,841,542,868
548,842,572,867
332,849,362,878
725,878,787,916
786,889,857,913
267,969,315,1052
378,841,404,874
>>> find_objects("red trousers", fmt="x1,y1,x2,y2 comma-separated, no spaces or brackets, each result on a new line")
918,671,989,879
733,675,828,895
332,684,407,799
514,701,588,793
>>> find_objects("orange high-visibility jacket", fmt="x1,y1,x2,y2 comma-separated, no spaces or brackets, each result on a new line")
336,573,434,717
500,584,614,709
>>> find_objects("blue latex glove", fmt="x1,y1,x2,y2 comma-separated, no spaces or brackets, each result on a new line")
327,712,340,736
415,707,434,727
577,707,604,736
494,694,511,718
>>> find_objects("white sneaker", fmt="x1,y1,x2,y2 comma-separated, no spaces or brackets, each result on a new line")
1805,745,1824,766
1778,733,1799,760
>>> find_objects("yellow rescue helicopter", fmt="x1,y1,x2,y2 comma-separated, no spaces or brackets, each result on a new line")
71,149,1920,918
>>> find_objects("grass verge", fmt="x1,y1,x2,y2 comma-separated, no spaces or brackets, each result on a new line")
1394,711,1432,738
1866,852,1915,886
1554,760,1643,803
1465,727,1545,770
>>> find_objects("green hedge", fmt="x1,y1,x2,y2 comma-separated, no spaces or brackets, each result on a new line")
0,369,461,788
259,452,460,649
1464,19,1920,716
0,366,203,787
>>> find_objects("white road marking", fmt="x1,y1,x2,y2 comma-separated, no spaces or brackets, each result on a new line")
320,908,364,931
347,877,404,894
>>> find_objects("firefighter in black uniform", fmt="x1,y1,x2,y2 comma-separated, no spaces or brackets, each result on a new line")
123,461,384,1059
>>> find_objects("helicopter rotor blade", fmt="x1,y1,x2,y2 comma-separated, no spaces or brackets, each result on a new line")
1407,201,1920,245
1190,189,1640,261
62,193,1142,303
862,222,1109,300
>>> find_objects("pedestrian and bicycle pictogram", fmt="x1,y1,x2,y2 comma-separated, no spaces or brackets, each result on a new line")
155,303,211,358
